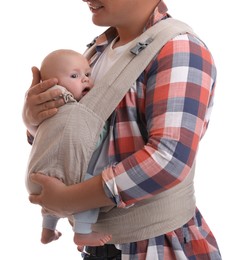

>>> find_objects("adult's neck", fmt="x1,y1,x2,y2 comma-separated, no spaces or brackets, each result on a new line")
113,2,159,48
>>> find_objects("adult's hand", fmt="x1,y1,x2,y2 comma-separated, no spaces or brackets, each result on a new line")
29,173,73,218
22,66,64,136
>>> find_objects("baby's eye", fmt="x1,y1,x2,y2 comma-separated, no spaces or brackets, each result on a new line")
85,72,91,77
71,73,79,78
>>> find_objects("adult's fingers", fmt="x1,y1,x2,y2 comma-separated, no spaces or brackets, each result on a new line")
30,66,41,88
29,172,46,187
36,87,64,106
28,173,44,205
28,66,59,96
29,193,42,205
28,78,59,97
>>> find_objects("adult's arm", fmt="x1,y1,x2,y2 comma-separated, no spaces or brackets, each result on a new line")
101,34,217,207
29,173,115,217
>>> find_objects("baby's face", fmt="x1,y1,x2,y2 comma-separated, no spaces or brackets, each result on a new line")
54,52,94,100
41,50,94,101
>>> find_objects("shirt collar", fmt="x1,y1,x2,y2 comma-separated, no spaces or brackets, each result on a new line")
144,0,169,30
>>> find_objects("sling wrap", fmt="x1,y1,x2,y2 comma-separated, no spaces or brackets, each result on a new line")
26,18,197,243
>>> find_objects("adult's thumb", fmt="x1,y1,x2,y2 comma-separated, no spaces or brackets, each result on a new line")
30,66,40,88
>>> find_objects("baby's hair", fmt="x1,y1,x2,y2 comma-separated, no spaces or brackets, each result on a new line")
40,49,83,81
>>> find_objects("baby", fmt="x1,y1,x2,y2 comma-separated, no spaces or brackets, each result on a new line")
26,49,111,251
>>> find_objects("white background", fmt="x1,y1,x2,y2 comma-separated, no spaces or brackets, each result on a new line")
0,0,234,259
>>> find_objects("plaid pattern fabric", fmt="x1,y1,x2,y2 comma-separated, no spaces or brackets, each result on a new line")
118,208,221,260
102,31,217,207
86,1,221,258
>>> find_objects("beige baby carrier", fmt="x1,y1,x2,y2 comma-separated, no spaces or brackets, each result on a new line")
27,18,197,243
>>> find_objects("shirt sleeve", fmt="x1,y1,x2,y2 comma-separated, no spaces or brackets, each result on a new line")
102,33,217,207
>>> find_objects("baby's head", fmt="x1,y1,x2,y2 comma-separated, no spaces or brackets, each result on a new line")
40,49,93,100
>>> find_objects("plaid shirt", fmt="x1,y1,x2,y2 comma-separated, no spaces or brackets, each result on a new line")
87,1,217,208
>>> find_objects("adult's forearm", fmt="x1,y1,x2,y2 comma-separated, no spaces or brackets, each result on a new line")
67,175,115,213
29,173,115,217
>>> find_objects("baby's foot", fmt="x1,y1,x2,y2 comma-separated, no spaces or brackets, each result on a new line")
41,228,62,244
74,232,112,251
